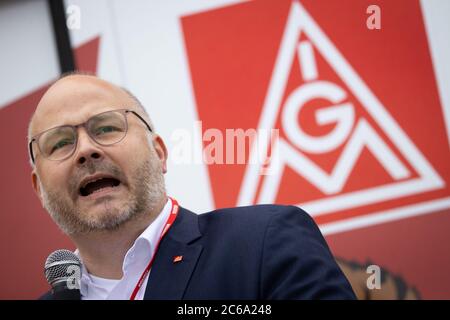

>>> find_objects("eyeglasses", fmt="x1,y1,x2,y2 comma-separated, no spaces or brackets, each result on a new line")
29,109,152,163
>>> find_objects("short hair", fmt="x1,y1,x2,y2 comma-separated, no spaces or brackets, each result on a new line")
120,87,155,132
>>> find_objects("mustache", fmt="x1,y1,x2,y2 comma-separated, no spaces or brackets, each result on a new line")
68,161,127,197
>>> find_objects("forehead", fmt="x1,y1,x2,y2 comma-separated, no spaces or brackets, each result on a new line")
31,76,136,136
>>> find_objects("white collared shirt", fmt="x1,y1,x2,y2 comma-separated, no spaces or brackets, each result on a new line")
77,198,172,300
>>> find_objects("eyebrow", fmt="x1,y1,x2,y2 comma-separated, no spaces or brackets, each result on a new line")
32,109,116,137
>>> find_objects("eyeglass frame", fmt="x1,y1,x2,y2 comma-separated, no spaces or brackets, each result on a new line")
28,108,153,164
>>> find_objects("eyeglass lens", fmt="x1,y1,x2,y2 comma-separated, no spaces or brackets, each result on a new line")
37,111,128,161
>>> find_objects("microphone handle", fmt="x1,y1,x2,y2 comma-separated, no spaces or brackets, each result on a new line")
52,281,81,300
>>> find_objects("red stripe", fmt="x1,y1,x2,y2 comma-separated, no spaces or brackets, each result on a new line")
129,197,179,300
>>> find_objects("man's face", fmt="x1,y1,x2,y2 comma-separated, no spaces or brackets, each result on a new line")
30,75,168,234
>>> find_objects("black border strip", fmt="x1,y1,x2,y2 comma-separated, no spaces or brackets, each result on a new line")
48,0,76,73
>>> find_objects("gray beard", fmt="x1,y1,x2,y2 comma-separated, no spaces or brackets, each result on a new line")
39,149,166,235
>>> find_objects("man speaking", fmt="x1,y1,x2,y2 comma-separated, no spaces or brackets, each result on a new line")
28,73,355,300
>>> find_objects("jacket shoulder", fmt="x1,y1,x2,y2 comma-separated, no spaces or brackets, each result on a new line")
196,204,316,242
198,204,313,228
201,203,310,218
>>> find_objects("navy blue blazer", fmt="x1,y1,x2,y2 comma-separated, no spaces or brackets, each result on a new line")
41,205,356,299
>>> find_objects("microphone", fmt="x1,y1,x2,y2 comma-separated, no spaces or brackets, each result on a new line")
44,249,82,300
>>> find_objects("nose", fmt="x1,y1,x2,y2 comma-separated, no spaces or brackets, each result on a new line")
75,128,104,165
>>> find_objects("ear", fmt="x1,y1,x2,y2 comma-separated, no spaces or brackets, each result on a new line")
31,170,44,204
152,134,168,174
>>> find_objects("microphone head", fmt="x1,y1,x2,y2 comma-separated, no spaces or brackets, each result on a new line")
44,249,81,286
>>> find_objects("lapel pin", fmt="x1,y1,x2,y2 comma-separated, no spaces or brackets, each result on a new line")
173,255,183,263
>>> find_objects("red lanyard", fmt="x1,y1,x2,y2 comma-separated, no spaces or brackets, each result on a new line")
129,197,179,300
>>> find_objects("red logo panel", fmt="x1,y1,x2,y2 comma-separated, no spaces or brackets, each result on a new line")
182,0,450,232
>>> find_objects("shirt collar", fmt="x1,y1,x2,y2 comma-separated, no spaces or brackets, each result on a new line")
75,197,172,298
122,197,172,271
135,197,172,248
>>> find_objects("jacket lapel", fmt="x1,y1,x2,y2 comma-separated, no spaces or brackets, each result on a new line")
144,207,203,299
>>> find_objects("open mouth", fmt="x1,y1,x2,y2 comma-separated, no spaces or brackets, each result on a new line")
79,177,121,197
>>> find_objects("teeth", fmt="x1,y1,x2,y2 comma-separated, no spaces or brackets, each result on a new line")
82,177,112,188
92,186,114,194
79,176,121,197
